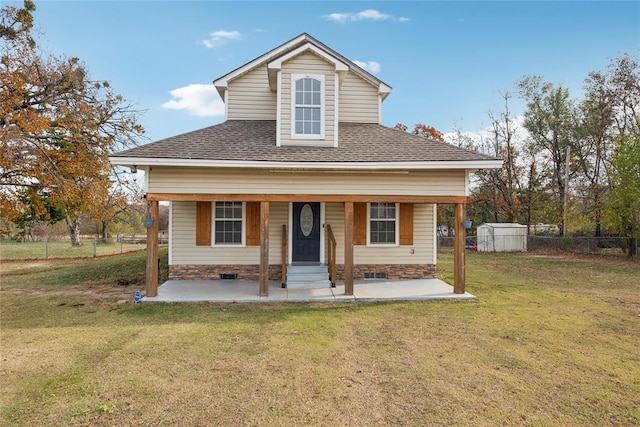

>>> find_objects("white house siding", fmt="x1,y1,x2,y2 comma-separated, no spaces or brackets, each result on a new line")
227,65,277,120
339,73,379,123
170,201,288,265
279,52,335,147
171,201,434,268
325,203,435,265
149,168,467,197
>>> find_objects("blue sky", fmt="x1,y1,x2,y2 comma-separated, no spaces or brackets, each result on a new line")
12,1,640,142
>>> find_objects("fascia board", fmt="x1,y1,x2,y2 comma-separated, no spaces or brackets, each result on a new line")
267,44,349,71
214,33,308,90
108,156,504,171
379,83,392,101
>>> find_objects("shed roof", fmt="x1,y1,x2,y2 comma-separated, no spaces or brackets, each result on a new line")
478,223,528,228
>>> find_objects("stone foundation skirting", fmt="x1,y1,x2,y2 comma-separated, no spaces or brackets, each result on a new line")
336,264,436,280
169,264,436,281
169,264,282,281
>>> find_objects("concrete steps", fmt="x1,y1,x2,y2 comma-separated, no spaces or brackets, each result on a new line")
286,264,332,289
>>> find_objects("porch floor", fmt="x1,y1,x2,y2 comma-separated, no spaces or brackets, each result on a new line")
141,278,475,303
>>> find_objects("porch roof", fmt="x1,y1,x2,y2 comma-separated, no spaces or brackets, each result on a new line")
110,120,501,168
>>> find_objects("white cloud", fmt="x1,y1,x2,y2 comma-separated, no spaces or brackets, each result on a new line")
324,13,351,23
202,30,241,48
323,9,409,23
161,84,225,117
353,60,381,75
354,9,390,21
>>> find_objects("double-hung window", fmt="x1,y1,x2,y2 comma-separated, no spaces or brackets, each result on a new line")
214,202,244,245
368,203,398,245
292,74,324,138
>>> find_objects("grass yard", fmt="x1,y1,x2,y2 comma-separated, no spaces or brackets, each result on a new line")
0,240,148,260
1,250,638,426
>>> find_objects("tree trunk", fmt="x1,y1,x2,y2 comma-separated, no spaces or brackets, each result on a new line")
594,208,602,237
65,216,81,246
101,220,109,243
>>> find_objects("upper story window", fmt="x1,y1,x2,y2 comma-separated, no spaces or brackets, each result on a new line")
292,74,324,138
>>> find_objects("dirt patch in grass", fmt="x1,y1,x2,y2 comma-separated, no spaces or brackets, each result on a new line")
0,252,151,306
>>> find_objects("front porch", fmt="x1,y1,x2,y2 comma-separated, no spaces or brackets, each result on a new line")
143,196,471,299
141,278,475,303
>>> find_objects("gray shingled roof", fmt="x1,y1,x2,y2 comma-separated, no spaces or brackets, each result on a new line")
113,120,497,163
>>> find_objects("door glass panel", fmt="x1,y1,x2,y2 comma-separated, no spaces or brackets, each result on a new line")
300,204,314,237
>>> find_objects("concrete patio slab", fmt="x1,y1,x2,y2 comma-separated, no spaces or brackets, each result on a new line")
352,278,475,301
142,278,475,303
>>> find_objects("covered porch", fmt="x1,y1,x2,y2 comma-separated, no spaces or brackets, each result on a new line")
142,278,475,303
142,194,470,300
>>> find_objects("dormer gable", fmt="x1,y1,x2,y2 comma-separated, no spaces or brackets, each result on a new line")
213,33,391,100
213,33,392,147
266,43,349,90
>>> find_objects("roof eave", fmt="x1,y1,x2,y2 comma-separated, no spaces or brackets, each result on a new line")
108,157,503,171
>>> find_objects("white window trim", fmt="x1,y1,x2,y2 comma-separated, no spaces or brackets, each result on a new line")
290,73,325,140
212,201,246,247
366,202,400,247
168,201,173,265
276,70,282,147
333,71,339,147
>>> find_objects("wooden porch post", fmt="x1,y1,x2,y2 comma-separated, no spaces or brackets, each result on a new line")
344,201,354,296
145,200,159,297
453,203,466,294
259,201,270,297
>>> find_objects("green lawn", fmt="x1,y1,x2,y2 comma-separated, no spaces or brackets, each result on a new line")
1,251,638,426
0,240,148,260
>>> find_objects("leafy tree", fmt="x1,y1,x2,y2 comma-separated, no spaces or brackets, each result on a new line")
468,93,553,228
571,53,639,237
606,132,639,256
608,53,640,138
13,187,65,241
394,123,445,142
0,0,34,44
92,171,143,242
573,70,615,236
0,1,144,245
518,76,576,235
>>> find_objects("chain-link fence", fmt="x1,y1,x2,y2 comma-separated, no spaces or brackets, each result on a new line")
437,234,638,258
527,235,638,257
0,234,167,261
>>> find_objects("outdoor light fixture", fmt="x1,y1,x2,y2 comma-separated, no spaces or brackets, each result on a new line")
130,165,137,173
143,201,154,228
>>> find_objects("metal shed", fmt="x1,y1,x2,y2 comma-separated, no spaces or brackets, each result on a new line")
477,223,528,252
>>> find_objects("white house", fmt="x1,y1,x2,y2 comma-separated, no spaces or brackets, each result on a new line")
109,33,502,298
